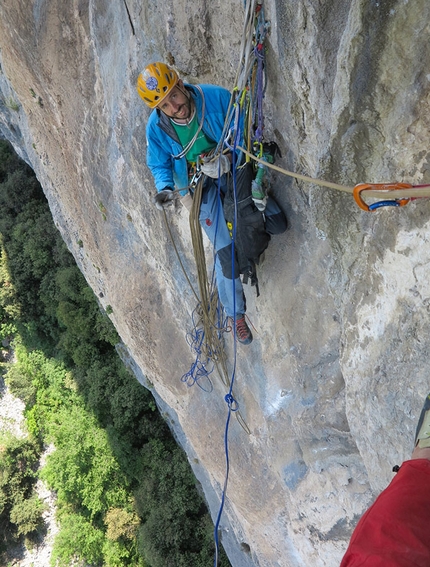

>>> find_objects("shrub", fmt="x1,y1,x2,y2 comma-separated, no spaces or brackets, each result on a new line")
0,433,43,551
5,365,37,406
10,493,45,536
105,507,140,541
0,138,231,566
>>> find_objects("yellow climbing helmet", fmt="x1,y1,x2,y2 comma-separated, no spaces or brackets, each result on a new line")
136,62,179,108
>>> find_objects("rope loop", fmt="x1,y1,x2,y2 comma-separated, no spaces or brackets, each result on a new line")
353,182,412,212
224,393,239,411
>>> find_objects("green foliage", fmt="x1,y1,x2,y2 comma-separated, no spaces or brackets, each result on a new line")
10,493,45,536
105,508,140,541
4,364,37,407
0,433,44,552
41,405,129,519
51,512,105,567
0,139,231,566
134,438,229,567
0,239,20,343
0,141,25,182
102,538,146,567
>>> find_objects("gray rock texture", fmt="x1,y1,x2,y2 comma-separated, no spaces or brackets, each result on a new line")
1,0,430,565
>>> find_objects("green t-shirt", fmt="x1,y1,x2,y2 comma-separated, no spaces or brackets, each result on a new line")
171,112,216,165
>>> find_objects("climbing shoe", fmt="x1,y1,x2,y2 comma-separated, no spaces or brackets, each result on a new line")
233,315,253,345
415,393,430,448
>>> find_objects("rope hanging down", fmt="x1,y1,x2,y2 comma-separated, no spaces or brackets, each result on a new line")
170,0,430,560
185,173,251,432
213,1,270,565
178,10,270,551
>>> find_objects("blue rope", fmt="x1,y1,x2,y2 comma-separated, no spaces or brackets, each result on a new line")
213,105,243,567
181,278,226,392
181,6,270,563
212,4,271,562
212,6,268,549
213,390,239,566
181,304,215,392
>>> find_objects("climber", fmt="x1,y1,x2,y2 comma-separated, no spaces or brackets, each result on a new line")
136,62,287,345
340,392,430,566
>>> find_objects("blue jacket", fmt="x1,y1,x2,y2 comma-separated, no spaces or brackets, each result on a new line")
146,84,240,194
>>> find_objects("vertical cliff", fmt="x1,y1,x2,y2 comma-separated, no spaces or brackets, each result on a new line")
1,0,429,565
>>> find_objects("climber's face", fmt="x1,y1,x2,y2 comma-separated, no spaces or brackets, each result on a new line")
157,80,192,121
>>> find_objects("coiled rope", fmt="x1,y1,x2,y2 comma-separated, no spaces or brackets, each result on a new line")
167,173,250,433
190,175,250,433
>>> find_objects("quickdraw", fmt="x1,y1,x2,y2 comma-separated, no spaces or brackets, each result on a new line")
189,167,203,191
353,183,413,212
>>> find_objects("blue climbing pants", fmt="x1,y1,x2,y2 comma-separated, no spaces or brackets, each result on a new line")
198,175,285,317
199,175,245,318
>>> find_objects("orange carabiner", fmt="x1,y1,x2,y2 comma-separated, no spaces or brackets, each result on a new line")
353,183,413,212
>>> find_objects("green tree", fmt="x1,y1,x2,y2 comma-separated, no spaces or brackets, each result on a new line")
0,138,231,566
51,512,105,567
105,507,140,541
10,493,45,536
0,433,44,552
41,404,130,519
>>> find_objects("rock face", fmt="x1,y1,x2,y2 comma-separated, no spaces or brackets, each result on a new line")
1,1,430,565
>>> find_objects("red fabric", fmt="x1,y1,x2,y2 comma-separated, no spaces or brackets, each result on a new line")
340,459,430,566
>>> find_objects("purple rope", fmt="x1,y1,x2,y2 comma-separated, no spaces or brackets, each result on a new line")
254,46,265,143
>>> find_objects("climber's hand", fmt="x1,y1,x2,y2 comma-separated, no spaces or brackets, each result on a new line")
154,188,175,211
200,153,231,178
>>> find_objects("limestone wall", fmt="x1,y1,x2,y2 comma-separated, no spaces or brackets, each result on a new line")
1,1,429,565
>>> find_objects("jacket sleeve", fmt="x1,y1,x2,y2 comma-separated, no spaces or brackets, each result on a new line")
146,116,175,191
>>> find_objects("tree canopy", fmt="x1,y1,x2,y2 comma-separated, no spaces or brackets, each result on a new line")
0,140,230,567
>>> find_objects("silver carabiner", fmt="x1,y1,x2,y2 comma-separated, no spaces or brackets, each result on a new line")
189,164,203,189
